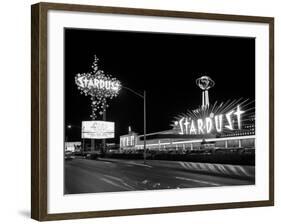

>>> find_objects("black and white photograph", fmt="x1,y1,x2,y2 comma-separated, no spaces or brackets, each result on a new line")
64,28,256,195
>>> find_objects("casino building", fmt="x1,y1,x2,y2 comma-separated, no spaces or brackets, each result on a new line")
120,76,255,152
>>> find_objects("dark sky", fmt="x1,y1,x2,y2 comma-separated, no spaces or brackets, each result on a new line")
64,28,255,142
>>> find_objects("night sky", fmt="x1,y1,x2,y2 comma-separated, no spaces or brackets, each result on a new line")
64,28,255,142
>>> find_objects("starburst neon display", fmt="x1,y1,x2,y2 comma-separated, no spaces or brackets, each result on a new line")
172,98,255,136
75,55,121,120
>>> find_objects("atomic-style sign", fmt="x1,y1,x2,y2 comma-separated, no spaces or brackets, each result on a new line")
196,75,215,90
196,76,215,108
75,55,121,120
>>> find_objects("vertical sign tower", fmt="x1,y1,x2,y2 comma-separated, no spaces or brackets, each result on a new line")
196,76,215,108
75,55,121,152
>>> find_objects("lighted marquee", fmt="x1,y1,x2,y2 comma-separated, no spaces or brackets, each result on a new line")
75,55,121,119
173,99,255,136
82,121,115,139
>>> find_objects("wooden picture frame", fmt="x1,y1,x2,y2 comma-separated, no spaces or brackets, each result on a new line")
31,2,274,221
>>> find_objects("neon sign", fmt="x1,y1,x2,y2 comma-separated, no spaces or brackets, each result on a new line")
174,105,245,135
75,55,121,119
76,75,120,92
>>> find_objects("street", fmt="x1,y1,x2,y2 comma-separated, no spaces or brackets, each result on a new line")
64,158,254,194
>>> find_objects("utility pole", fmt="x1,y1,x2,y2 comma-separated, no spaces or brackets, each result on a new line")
143,90,147,164
122,86,147,164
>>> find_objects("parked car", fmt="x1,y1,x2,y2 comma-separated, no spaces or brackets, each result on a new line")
64,151,75,160
85,151,101,160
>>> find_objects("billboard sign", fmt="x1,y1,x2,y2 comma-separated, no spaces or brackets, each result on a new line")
65,142,81,152
82,121,115,139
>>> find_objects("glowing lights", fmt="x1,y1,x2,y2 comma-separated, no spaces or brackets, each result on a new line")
196,76,215,91
75,55,121,119
234,105,245,129
225,110,234,130
172,97,254,137
205,117,213,133
214,114,223,132
81,121,115,139
196,76,215,108
76,76,120,92
120,134,136,148
175,105,245,135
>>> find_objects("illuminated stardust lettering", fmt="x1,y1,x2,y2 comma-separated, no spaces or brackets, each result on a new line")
184,118,190,134
197,119,204,134
179,118,184,135
111,83,119,91
234,105,245,129
214,114,223,132
225,110,234,130
76,76,84,87
100,80,105,89
105,81,111,90
205,117,213,133
174,105,245,135
77,77,121,92
85,77,90,88
190,120,197,134
76,76,88,88
175,105,245,135
111,83,116,90
94,78,99,88
88,78,94,87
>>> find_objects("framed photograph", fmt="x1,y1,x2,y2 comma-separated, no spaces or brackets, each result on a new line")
31,2,274,221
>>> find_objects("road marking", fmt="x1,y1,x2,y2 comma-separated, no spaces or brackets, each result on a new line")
103,174,124,182
175,176,221,186
100,177,132,190
102,175,135,190
128,162,153,168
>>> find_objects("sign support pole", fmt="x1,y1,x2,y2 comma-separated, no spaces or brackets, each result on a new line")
91,139,95,151
102,109,106,155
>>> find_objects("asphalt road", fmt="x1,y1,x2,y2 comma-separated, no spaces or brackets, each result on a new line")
64,158,254,194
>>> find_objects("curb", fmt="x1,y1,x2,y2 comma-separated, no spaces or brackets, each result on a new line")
99,158,255,179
